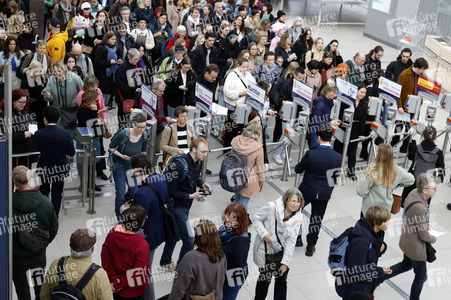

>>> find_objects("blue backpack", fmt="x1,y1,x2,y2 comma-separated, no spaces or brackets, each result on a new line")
219,150,248,192
163,154,193,187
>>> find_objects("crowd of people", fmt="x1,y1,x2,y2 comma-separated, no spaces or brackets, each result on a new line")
2,0,448,299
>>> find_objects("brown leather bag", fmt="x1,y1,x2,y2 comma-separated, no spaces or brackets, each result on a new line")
391,193,402,214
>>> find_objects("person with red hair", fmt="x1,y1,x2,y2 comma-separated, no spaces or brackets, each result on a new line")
219,203,251,300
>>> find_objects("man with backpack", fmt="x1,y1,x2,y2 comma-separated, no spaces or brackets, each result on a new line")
40,228,113,299
159,137,211,270
12,166,59,300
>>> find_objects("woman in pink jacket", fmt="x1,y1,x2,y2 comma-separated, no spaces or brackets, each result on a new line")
231,120,266,210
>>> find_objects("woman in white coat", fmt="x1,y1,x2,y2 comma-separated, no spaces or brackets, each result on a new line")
252,188,304,300
223,57,256,150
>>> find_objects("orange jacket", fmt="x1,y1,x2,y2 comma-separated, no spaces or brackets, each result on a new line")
397,67,415,108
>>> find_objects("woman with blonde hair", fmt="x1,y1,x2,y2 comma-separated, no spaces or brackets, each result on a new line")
305,37,325,66
230,119,265,210
357,144,414,216
168,219,227,300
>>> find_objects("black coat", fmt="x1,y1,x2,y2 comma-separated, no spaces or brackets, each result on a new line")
116,33,136,61
217,38,240,70
385,57,413,82
189,44,218,78
164,70,196,108
94,44,117,95
336,218,386,299
115,59,142,101
186,74,217,107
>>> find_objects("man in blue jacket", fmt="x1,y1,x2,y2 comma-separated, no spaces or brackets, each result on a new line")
294,129,341,256
129,154,169,300
159,137,211,269
35,106,76,217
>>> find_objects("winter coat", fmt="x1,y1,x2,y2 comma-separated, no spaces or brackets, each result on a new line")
190,44,217,78
94,44,117,95
168,249,227,300
40,256,113,300
116,33,136,61
385,57,413,82
44,72,83,108
303,69,322,100
186,74,217,107
0,107,36,155
115,59,142,101
310,94,334,128
130,28,155,51
164,69,196,107
295,145,341,201
133,6,154,23
345,59,365,86
274,45,292,69
253,62,281,86
357,165,414,216
323,45,343,67
46,31,68,65
252,197,302,268
220,228,251,280
160,122,196,157
185,16,203,39
134,174,169,250
224,69,255,106
400,190,437,261
397,67,417,109
336,218,387,299
101,224,150,298
231,135,265,198
168,5,182,36
217,38,241,71
407,140,445,178
12,188,58,256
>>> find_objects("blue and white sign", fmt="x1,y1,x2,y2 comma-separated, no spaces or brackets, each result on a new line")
195,82,213,113
141,84,157,116
378,77,401,102
336,77,357,103
246,81,266,111
292,78,313,107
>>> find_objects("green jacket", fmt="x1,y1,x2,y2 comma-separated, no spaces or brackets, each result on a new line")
345,59,365,86
13,188,59,256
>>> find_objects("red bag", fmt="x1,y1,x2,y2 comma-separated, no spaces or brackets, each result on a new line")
117,89,135,114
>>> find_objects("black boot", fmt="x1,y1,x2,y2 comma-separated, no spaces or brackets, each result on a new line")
247,213,252,225
295,235,303,247
305,243,316,256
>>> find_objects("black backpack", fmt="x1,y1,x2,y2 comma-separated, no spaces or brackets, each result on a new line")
412,144,439,181
51,256,100,300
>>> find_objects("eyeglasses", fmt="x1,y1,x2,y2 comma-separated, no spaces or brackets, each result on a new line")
136,126,146,130
17,100,28,105
223,214,237,222
426,186,438,191
199,150,209,155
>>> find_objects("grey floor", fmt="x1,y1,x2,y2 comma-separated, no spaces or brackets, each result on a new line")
16,1,451,299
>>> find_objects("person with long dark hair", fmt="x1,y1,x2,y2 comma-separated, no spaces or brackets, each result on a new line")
94,31,118,108
323,39,343,67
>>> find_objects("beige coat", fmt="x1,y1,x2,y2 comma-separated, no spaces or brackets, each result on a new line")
160,122,195,157
40,256,113,300
400,190,437,261
231,135,265,198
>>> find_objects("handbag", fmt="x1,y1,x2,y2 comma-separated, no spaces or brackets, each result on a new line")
58,82,78,128
141,183,179,244
190,256,221,300
117,88,135,115
391,193,402,214
404,201,437,263
82,44,94,55
264,219,284,276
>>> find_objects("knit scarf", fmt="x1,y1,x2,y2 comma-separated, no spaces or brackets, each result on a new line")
218,224,235,243
105,44,118,81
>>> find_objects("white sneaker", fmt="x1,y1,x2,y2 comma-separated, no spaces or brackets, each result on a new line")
281,153,293,162
273,153,283,165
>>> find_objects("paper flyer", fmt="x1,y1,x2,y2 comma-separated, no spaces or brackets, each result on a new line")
211,103,228,115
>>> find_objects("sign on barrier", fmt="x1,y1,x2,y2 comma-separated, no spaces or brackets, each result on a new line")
195,82,213,113
292,78,313,107
141,84,157,116
417,75,442,102
379,77,402,102
246,81,266,111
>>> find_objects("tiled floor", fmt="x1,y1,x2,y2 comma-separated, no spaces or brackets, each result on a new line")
15,1,451,299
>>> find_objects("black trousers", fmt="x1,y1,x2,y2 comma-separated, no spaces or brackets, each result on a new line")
303,198,329,245
40,179,65,218
13,252,46,300
254,267,289,300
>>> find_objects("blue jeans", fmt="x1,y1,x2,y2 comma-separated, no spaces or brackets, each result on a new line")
275,122,289,156
223,282,243,300
234,192,250,210
160,205,194,266
112,161,138,219
167,105,175,119
378,254,427,300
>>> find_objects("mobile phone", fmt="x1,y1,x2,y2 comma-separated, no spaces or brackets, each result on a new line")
199,189,212,196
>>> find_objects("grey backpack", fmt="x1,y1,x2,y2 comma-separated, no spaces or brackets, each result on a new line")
413,144,439,180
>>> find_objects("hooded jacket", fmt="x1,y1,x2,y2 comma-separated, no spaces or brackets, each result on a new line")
252,197,302,268
231,135,265,198
335,218,387,299
12,188,59,256
385,57,413,82
304,69,322,100
46,31,68,65
101,224,150,298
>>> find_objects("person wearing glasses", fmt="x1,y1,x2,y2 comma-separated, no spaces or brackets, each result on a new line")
0,89,38,168
108,113,148,219
159,137,211,271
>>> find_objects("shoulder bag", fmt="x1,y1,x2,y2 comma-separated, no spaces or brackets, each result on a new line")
58,82,78,128
264,217,284,276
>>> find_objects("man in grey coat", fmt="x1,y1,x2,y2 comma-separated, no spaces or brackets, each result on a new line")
375,173,437,300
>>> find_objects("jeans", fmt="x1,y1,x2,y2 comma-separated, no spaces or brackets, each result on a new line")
378,254,427,300
113,161,138,219
143,249,156,300
254,267,289,300
234,192,250,210
160,205,194,266
223,282,243,300
167,105,175,119
13,252,46,300
274,122,289,156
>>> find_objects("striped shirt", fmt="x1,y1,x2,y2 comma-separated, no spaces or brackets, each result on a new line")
177,125,188,149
